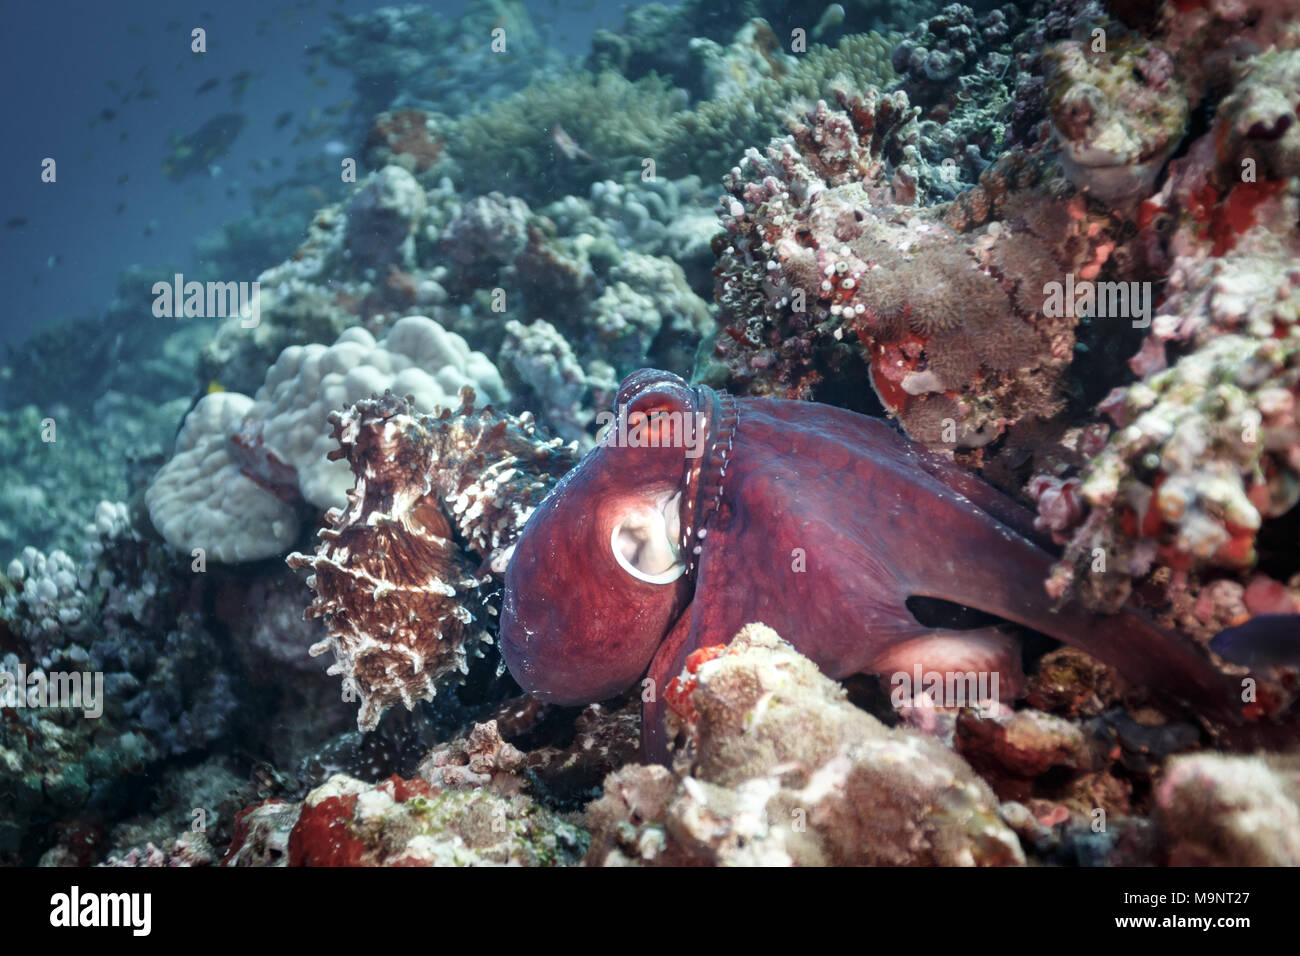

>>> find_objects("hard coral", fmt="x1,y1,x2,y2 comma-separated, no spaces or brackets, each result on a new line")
287,390,576,731
706,88,1108,446
1045,49,1300,611
584,624,1024,867
285,772,584,866
150,316,508,563
1043,27,1188,204
365,108,445,175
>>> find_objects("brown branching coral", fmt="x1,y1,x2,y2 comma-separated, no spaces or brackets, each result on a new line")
287,389,577,731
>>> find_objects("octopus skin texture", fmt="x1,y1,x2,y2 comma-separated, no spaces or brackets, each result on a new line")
501,369,1265,762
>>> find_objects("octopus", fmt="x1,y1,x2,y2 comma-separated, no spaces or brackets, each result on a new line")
501,369,1274,762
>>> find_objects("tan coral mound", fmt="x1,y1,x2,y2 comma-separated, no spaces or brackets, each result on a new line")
585,624,1024,866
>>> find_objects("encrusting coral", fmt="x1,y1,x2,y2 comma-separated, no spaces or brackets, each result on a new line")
702,84,1116,447
1040,39,1300,613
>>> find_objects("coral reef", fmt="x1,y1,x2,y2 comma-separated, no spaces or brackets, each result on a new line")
197,165,450,395
365,108,446,175
0,502,247,862
1043,26,1188,204
3,0,1297,872
322,2,563,121
585,625,1024,866
240,770,586,867
447,25,897,199
1043,42,1300,612
1155,752,1300,865
448,72,686,203
704,86,1114,446
148,316,507,562
658,31,900,185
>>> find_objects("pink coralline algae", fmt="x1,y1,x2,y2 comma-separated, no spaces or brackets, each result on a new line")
287,390,575,731
704,85,1121,447
1044,43,1300,613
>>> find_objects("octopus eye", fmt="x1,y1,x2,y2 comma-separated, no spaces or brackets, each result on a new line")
610,492,685,584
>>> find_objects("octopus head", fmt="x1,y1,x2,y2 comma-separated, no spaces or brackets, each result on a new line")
501,370,718,704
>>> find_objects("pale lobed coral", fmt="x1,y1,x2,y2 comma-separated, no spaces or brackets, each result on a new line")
145,392,300,563
148,315,507,563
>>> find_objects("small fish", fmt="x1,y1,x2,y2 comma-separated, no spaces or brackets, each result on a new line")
312,76,329,88
551,123,595,162
116,172,130,185
206,380,226,394
4,217,28,229
100,107,117,121
119,131,130,143
324,98,353,116
196,77,220,94
1211,615,1300,671
229,70,254,101
274,110,293,130
115,202,127,215
812,3,846,40
47,255,61,269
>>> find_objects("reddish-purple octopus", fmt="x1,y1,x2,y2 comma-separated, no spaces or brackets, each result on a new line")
501,370,1272,761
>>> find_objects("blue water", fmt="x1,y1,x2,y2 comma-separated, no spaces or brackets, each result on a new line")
0,0,647,347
